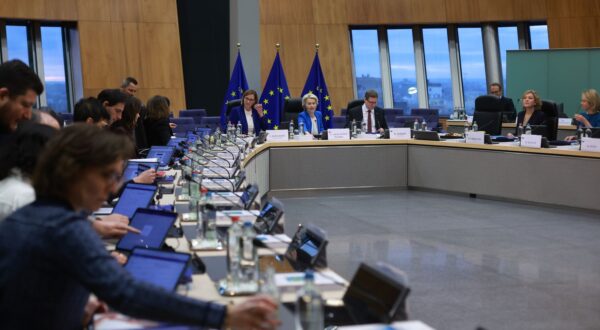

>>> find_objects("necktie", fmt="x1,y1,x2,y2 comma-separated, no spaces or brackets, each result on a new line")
367,110,372,133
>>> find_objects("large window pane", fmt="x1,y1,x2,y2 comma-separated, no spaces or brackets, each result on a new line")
41,26,69,113
423,28,453,115
388,29,418,110
458,27,486,114
351,29,383,101
530,25,549,50
6,25,30,65
497,26,519,91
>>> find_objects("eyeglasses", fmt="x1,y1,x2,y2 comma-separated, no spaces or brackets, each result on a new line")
101,170,123,185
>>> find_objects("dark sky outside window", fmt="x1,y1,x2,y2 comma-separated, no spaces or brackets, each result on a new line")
351,29,383,103
388,29,418,110
423,28,453,115
458,27,486,114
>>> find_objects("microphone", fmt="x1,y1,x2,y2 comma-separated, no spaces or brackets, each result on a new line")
200,148,239,168
183,151,237,179
183,173,243,208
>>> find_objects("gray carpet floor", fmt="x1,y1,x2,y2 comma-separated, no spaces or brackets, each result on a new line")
272,189,600,330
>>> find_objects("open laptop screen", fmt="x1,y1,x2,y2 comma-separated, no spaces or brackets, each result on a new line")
112,183,157,218
123,161,159,183
124,248,190,291
147,146,175,167
116,209,177,252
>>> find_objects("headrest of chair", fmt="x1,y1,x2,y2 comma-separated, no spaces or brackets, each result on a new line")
475,95,504,112
541,100,558,117
284,98,303,114
347,99,364,111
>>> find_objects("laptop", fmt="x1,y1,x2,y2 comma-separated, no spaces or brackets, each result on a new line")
147,146,175,167
124,248,191,291
116,208,178,252
253,197,284,234
413,130,441,141
122,161,159,182
112,183,158,218
240,184,259,210
284,262,411,327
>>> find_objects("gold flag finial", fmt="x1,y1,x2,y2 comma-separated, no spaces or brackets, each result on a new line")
236,42,241,49
276,43,281,51
315,43,320,52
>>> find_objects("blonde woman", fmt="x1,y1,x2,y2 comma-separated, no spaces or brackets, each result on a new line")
575,89,600,128
297,93,324,135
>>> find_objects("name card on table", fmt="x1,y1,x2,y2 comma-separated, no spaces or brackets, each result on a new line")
520,134,542,148
266,130,289,142
388,128,411,140
558,118,573,126
465,131,485,144
327,128,350,140
581,137,600,152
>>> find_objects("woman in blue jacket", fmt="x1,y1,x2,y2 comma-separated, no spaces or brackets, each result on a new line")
228,89,267,135
297,93,324,135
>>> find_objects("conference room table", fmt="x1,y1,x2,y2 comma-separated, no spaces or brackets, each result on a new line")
446,120,577,139
242,137,600,212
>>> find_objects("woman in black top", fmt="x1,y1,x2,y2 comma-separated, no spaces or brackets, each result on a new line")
512,89,546,136
144,95,173,146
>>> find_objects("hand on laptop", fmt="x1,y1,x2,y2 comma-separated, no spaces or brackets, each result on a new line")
133,168,157,184
224,295,280,330
92,214,141,239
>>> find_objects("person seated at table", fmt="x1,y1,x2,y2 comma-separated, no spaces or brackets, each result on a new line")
228,89,267,135
508,89,546,137
0,124,279,330
297,92,324,135
110,96,145,153
144,95,173,146
345,89,388,133
74,97,111,128
575,89,600,128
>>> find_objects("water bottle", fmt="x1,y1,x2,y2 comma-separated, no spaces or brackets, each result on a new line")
227,216,243,288
180,159,191,198
472,121,478,132
289,120,295,139
240,221,258,285
421,119,427,131
299,121,305,135
585,128,592,138
351,119,357,137
413,119,419,131
295,271,324,330
260,266,280,301
188,170,202,221
236,122,242,137
517,124,524,138
361,122,367,134
525,123,532,135
464,121,470,135
202,203,218,243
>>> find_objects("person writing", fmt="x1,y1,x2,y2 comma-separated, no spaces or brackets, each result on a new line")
297,93,324,136
228,89,267,135
345,89,388,133
0,124,279,329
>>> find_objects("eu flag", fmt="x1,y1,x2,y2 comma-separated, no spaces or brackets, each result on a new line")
301,52,334,129
259,52,291,129
220,51,249,129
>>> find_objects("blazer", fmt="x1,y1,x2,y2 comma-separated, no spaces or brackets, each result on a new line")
228,106,268,135
297,110,325,134
345,105,388,130
144,117,172,146
515,110,546,134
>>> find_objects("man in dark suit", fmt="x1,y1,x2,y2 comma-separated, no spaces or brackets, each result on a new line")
489,83,517,122
345,89,388,133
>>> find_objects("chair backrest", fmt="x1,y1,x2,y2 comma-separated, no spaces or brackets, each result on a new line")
179,109,206,125
346,99,364,112
170,117,196,136
226,99,242,117
474,95,504,112
340,108,348,116
332,116,346,129
59,113,73,125
541,100,559,140
410,109,439,130
473,111,503,135
200,116,221,130
284,97,303,123
393,115,424,128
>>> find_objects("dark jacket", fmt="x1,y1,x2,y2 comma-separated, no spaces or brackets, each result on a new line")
0,199,226,330
345,105,388,131
515,110,546,135
144,117,172,146
228,106,268,135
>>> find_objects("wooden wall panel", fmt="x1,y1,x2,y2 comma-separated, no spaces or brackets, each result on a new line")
78,21,126,88
513,0,547,21
328,87,355,115
313,0,348,24
314,24,353,88
138,23,183,89
77,0,112,21
111,0,141,22
409,0,447,23
546,0,600,18
278,25,317,89
259,0,283,25
140,0,178,23
277,0,313,25
446,0,480,23
478,0,515,21
121,23,144,83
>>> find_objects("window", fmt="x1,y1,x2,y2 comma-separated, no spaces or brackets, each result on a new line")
1,22,79,113
497,26,519,91
351,29,383,101
458,27,486,114
529,24,549,49
6,25,30,65
387,29,418,110
41,26,69,113
423,28,453,115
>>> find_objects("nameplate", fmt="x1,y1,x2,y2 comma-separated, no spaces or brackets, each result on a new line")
294,134,313,141
388,128,411,140
327,128,350,140
558,118,573,126
465,131,485,145
520,134,542,148
581,137,600,152
266,130,289,141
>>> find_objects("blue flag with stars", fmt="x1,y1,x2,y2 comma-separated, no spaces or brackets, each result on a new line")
259,52,291,129
301,52,334,129
220,52,249,129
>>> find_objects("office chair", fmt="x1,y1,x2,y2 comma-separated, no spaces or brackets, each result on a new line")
179,109,206,125
541,100,559,141
283,97,303,123
472,111,502,135
225,99,242,118
346,99,364,116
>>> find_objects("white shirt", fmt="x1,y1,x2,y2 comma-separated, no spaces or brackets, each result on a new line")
244,109,254,134
361,104,376,133
311,116,318,135
0,171,35,221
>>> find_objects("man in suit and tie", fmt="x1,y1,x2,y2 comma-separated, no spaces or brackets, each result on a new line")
345,89,388,133
489,83,517,122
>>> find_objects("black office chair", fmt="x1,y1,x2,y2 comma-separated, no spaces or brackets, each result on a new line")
283,97,303,124
473,111,503,135
541,100,559,141
346,99,364,118
225,99,242,119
